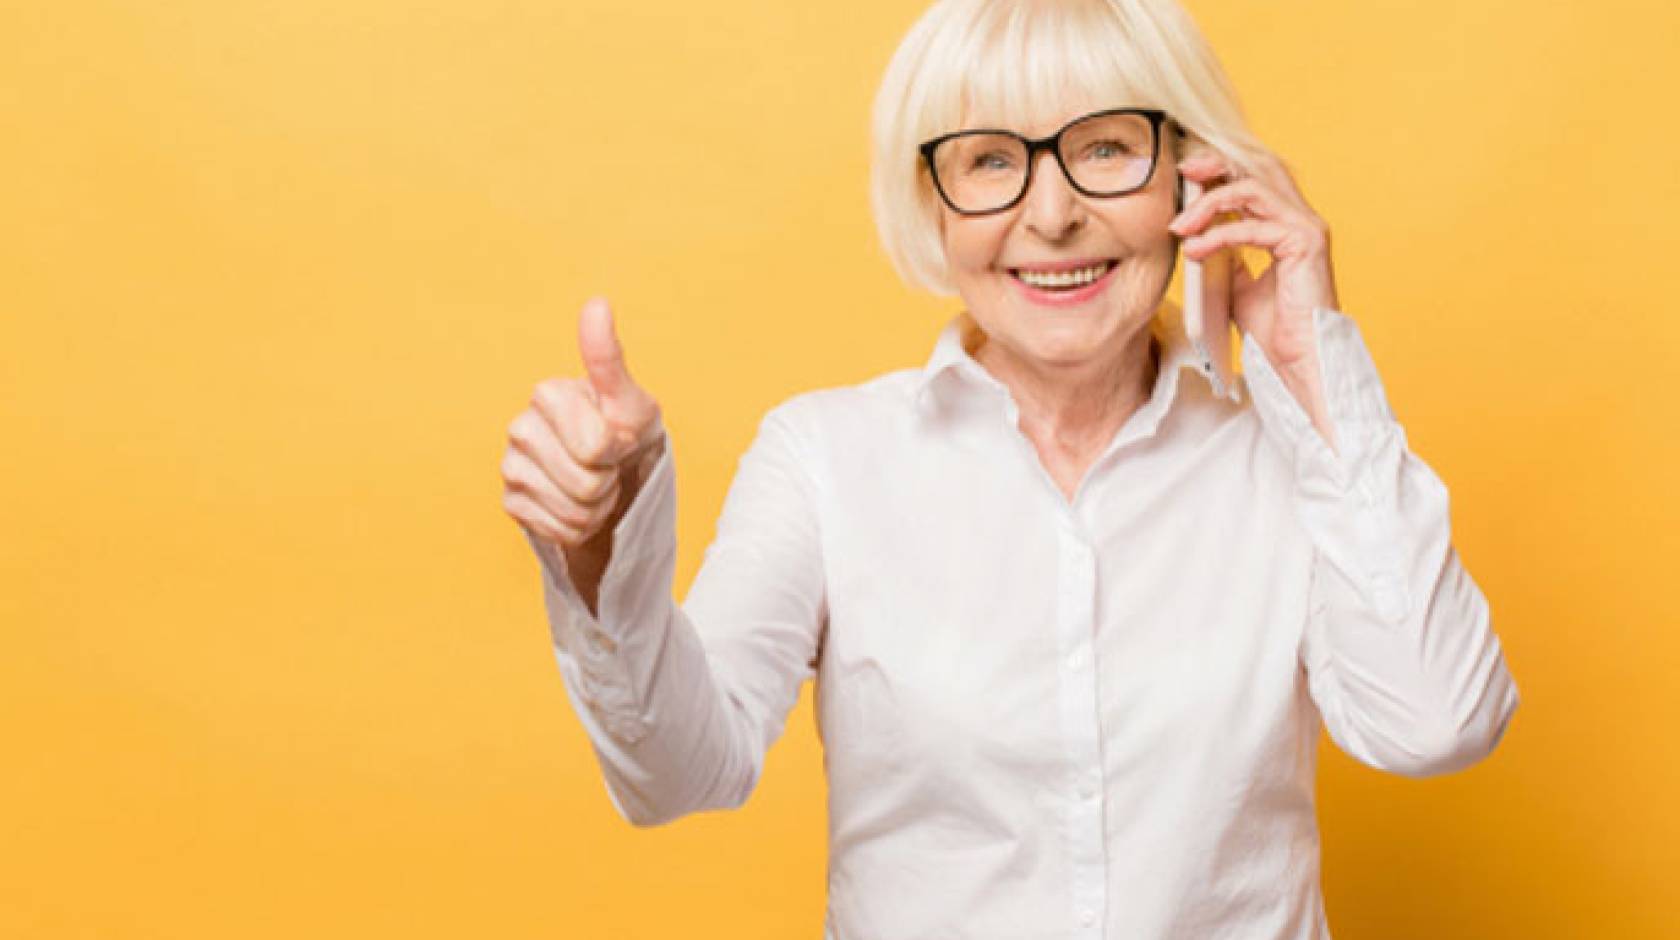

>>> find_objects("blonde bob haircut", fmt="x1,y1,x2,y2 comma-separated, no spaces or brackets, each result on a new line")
871,0,1275,296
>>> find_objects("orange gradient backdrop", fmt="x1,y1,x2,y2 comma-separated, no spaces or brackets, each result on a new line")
3,1,1676,937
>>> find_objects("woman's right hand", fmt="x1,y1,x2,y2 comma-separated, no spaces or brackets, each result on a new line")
501,297,665,558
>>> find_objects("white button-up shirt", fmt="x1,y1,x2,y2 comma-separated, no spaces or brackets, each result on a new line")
525,304,1520,940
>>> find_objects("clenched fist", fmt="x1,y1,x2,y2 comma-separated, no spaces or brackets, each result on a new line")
501,297,665,567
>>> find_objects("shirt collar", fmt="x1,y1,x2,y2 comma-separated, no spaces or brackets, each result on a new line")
912,301,1242,426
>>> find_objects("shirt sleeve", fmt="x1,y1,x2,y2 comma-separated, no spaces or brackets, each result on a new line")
1240,307,1520,778
524,402,826,825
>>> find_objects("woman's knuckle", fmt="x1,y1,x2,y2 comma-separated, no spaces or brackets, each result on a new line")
499,452,524,483
512,472,542,498
531,378,571,413
505,496,545,533
585,469,618,502
520,419,556,458
547,503,581,533
506,418,537,451
575,421,612,465
553,472,591,507
553,519,587,547
574,435,604,467
567,475,600,504
543,489,578,521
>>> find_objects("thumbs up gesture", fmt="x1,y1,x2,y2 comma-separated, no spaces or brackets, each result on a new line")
501,298,665,556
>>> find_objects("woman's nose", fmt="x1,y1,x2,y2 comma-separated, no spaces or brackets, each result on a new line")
1020,151,1086,240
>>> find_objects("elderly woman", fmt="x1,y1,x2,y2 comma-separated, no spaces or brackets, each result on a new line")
498,0,1519,936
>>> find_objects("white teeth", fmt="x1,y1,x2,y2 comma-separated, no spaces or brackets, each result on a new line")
1015,262,1110,289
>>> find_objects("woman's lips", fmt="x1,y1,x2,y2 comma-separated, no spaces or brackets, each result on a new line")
1007,259,1120,307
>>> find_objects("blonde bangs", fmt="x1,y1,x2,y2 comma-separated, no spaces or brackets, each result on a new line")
937,0,1161,136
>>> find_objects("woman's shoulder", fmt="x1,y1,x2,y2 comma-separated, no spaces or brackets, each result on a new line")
762,366,927,433
738,368,933,481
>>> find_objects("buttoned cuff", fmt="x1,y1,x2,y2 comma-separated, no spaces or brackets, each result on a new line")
526,428,677,745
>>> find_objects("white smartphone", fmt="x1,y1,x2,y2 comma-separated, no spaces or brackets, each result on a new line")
1179,178,1236,401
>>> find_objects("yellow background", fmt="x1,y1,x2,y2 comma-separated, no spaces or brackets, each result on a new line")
3,1,1676,936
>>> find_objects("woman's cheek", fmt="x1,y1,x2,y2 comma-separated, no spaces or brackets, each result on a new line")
947,220,1006,276
1118,247,1175,310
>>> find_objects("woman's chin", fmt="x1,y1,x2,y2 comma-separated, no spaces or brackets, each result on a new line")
1017,324,1113,369
1023,303,1155,368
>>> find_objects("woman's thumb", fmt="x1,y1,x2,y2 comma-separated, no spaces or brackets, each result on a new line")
578,297,636,404
577,298,660,451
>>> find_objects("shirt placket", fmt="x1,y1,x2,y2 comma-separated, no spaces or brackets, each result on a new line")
1055,517,1107,937
994,386,1109,937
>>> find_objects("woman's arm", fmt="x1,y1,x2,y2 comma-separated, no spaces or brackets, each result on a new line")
1175,151,1518,776
1242,307,1520,777
526,403,826,824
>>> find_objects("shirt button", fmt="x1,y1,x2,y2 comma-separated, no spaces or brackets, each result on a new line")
1067,652,1082,670
1078,783,1096,800
1079,908,1096,927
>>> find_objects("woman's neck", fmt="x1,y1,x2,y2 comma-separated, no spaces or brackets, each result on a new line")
969,316,1161,471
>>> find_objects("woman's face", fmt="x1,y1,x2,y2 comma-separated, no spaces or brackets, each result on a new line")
937,110,1181,377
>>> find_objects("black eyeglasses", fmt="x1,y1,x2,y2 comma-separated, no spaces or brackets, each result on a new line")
918,108,1169,216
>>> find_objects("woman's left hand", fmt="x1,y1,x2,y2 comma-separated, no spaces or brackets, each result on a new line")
1168,150,1339,379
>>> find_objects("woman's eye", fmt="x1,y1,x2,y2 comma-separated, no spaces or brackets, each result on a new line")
1087,140,1130,160
971,152,1015,171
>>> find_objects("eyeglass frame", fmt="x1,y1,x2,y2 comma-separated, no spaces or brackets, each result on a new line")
917,107,1173,217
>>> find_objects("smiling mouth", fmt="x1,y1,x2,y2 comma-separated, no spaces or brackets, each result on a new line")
1009,260,1119,291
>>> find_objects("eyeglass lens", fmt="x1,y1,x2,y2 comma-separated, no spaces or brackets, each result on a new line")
930,112,1157,213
